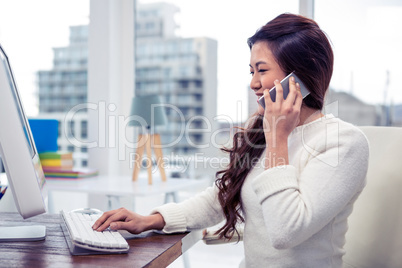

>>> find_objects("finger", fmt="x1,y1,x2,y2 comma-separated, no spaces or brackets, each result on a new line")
273,79,284,104
95,210,128,232
110,221,140,234
92,209,119,230
287,76,298,104
109,221,128,231
263,87,274,109
294,82,303,108
98,212,128,231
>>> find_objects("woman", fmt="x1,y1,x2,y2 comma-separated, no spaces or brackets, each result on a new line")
93,13,369,267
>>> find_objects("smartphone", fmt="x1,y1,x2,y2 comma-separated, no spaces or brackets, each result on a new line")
258,72,310,110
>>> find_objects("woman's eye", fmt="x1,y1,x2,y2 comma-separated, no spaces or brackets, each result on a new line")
258,69,267,73
250,71,254,75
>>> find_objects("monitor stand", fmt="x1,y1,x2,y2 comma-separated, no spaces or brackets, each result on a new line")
0,173,46,241
0,225,46,241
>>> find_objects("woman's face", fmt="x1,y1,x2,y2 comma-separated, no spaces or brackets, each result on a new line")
249,41,286,115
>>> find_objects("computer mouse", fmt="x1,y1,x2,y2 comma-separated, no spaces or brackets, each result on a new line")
70,208,103,215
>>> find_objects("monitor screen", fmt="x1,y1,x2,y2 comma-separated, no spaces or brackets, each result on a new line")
0,43,47,227
0,49,36,159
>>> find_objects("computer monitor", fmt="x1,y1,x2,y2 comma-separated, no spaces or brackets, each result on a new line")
0,44,47,241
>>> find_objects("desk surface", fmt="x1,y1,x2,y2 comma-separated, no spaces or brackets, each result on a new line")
0,212,200,268
45,175,208,197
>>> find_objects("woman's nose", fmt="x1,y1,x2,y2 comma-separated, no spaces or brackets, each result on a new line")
250,76,261,91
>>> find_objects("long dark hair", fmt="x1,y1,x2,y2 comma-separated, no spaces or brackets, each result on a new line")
215,13,334,239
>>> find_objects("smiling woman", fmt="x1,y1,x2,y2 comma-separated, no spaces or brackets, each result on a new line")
248,15,333,112
92,13,370,268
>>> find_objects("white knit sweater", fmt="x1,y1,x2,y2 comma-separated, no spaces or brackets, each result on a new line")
152,114,369,268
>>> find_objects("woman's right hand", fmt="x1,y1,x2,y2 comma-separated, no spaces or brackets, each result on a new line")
92,207,165,234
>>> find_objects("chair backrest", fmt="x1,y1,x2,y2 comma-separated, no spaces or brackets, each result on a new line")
343,126,402,268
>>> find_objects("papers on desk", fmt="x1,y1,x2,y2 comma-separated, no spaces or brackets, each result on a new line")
43,168,98,180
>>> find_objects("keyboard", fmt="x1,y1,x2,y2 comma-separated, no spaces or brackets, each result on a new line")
60,210,129,255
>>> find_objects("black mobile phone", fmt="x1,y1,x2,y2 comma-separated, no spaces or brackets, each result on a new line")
258,72,310,109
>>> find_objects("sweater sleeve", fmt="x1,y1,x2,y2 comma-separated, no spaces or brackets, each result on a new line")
252,125,369,249
151,184,225,233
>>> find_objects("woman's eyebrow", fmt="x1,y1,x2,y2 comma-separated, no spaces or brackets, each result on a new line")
249,61,268,68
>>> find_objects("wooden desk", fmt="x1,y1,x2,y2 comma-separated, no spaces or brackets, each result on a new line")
0,212,202,268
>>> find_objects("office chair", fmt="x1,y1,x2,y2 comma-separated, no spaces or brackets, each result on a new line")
203,126,402,268
343,126,402,268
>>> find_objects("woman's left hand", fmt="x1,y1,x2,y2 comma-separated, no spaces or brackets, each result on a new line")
262,76,303,144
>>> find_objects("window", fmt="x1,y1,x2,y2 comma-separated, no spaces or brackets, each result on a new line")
167,41,178,54
194,94,202,101
68,121,75,137
164,68,171,78
179,66,189,77
181,40,193,53
181,108,189,116
81,120,88,139
179,80,189,89
145,22,154,30
58,120,62,137
195,80,202,88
